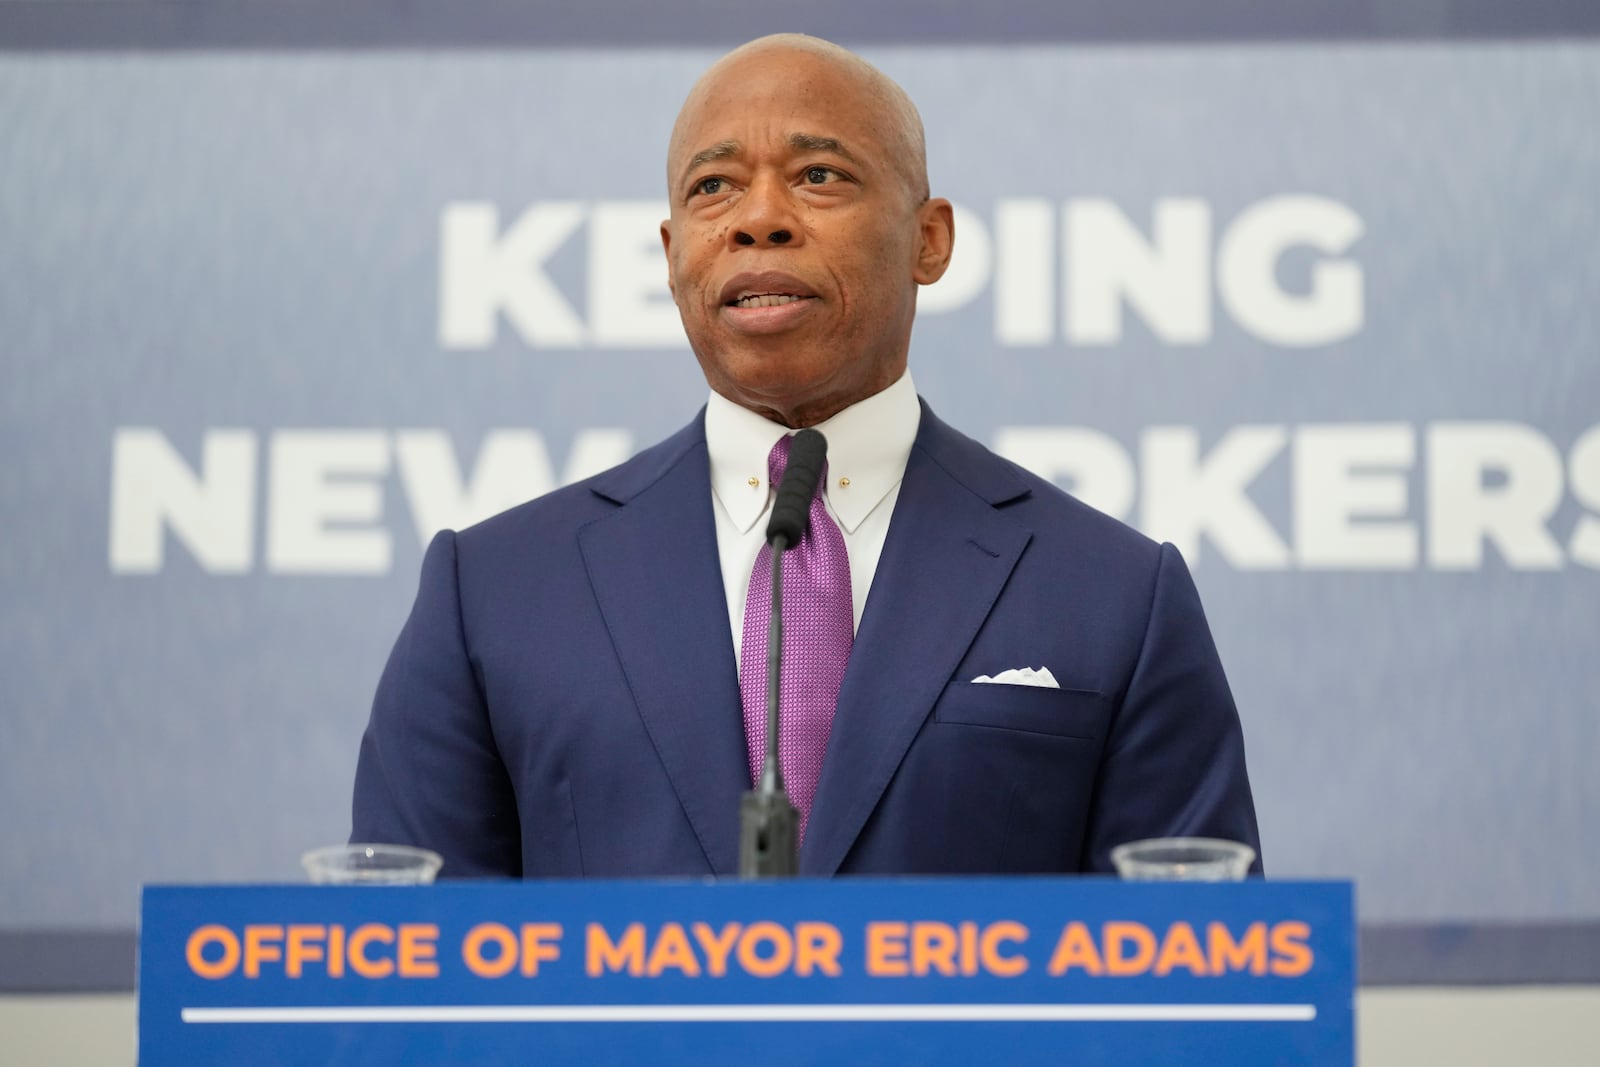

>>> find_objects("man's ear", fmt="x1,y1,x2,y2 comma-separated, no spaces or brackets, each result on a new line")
660,220,676,298
911,198,955,286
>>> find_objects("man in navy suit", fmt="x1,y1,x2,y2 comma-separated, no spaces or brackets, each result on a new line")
352,34,1261,877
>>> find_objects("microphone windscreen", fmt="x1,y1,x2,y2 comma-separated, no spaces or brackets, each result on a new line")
765,429,828,547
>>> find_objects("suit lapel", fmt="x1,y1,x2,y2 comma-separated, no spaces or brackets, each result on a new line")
577,417,747,876
802,407,1034,874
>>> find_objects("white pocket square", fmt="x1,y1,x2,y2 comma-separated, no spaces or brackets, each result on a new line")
971,666,1059,689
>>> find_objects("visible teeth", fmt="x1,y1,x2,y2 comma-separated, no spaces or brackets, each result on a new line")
735,294,803,308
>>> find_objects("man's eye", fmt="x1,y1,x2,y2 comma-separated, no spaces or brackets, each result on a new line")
803,166,837,185
693,177,725,196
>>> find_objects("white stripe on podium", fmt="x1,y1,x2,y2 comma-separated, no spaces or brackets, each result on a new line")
182,1003,1316,1024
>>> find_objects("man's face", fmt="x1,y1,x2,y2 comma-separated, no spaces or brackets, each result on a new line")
661,47,953,427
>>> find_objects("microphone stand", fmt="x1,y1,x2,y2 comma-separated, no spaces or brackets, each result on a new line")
738,537,799,877
738,428,826,878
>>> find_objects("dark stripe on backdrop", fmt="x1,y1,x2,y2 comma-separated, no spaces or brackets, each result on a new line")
3,0,1600,51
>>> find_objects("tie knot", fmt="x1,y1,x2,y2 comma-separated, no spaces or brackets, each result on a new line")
767,434,792,484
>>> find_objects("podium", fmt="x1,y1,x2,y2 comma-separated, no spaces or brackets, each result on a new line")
139,877,1353,1064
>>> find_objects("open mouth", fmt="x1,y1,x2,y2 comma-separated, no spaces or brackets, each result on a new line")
720,272,819,310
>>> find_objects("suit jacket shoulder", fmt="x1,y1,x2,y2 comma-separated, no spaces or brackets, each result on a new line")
454,412,710,560
913,401,1166,594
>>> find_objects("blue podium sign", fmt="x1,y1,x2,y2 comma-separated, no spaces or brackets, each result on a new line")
139,878,1353,1065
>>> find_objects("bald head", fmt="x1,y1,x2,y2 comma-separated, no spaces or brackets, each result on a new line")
668,34,931,205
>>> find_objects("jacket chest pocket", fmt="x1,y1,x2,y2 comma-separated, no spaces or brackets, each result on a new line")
934,682,1107,740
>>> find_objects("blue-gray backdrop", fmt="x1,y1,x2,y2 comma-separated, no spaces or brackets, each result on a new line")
3,1,1597,988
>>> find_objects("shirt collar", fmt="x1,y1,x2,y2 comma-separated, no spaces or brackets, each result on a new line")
706,371,921,536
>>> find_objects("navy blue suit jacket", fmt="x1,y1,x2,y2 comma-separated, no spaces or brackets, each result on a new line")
352,402,1261,877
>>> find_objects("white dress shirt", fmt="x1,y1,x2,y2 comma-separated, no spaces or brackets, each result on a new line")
705,372,921,669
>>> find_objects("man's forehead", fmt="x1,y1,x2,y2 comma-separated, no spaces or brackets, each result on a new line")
671,47,877,142
665,36,927,202
695,41,865,99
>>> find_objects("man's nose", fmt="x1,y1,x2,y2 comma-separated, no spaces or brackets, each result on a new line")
729,176,801,249
734,229,792,246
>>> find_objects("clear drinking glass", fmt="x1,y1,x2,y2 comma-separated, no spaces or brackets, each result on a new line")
1110,837,1255,881
300,843,443,885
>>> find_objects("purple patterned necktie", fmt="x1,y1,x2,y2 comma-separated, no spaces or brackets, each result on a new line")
739,434,853,841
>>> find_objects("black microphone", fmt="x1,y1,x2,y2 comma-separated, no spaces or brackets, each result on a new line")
765,429,828,549
739,428,828,878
